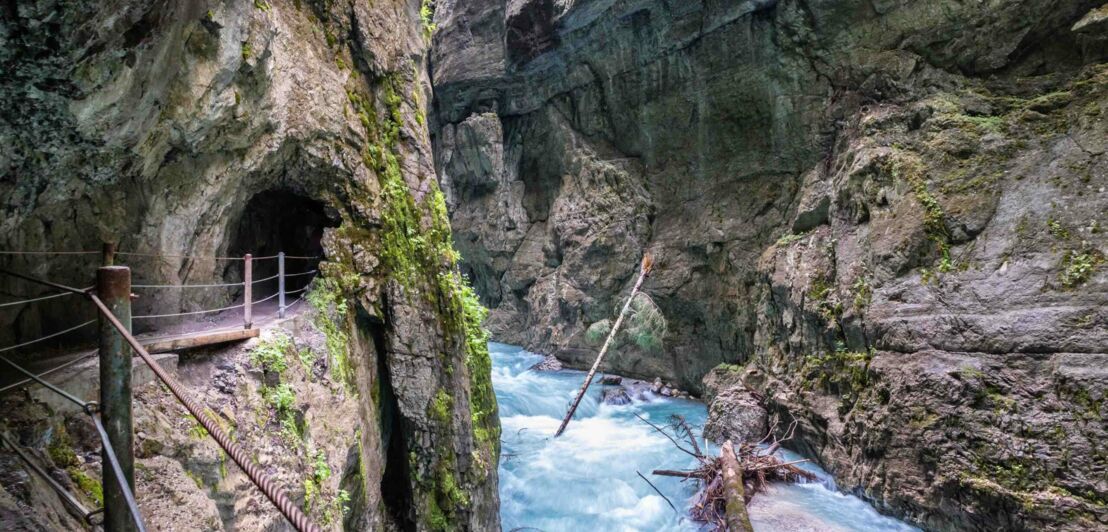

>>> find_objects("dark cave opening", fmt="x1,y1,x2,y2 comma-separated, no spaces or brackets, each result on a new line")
227,190,337,305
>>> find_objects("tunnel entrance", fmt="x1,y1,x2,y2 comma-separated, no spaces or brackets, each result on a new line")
228,191,337,303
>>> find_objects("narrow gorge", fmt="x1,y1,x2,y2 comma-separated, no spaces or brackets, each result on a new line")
0,0,1105,531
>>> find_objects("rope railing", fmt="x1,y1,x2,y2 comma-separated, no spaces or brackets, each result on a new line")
0,250,100,256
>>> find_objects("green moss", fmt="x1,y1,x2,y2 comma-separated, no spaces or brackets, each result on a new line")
776,231,808,246
241,42,253,61
47,427,77,468
887,152,954,281
307,277,353,390
254,0,271,11
68,467,103,506
429,388,453,424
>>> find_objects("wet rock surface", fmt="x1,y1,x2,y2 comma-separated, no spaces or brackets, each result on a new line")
430,0,1108,529
1,0,499,529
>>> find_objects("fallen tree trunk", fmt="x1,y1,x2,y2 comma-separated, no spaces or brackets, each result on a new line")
644,415,818,530
720,441,754,532
554,253,654,437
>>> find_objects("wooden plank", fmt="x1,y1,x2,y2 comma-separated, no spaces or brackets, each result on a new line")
141,328,259,353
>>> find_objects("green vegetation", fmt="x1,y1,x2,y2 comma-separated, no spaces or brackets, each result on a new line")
429,388,453,423
250,332,292,375
254,0,271,11
625,293,667,351
47,427,77,467
241,42,253,61
886,152,954,282
801,346,875,412
307,277,353,389
584,319,611,346
1059,249,1104,289
185,414,209,440
776,232,808,246
420,0,437,39
303,449,351,525
851,273,872,312
262,383,302,442
68,467,103,506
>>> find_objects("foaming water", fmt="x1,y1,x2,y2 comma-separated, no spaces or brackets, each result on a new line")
491,342,919,532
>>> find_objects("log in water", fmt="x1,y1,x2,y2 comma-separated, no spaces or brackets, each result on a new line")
491,342,920,531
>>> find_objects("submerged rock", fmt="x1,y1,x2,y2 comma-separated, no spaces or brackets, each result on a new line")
529,354,563,371
601,387,632,406
599,374,623,385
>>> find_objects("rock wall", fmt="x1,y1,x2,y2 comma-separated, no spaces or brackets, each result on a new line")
2,0,498,529
430,0,1107,529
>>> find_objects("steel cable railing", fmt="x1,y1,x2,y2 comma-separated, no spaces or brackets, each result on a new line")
0,430,103,526
87,292,321,532
0,258,323,531
0,290,84,308
0,354,146,531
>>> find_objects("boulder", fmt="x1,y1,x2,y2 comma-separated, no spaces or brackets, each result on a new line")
528,354,563,371
600,387,632,406
704,388,768,445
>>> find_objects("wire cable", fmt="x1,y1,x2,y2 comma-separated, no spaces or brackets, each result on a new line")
133,303,245,320
0,320,96,353
283,269,317,279
253,292,280,304
115,252,243,261
0,350,97,395
251,273,280,284
0,250,99,255
0,430,102,526
90,413,148,532
132,281,243,289
89,293,320,532
0,290,81,308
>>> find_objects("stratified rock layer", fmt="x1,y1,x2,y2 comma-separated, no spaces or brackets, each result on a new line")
430,0,1107,529
1,1,498,529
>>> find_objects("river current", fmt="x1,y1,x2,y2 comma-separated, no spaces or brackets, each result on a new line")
491,342,919,532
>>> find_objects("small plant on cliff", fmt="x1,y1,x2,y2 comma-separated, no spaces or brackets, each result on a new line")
250,332,292,375
420,0,437,38
1059,248,1104,289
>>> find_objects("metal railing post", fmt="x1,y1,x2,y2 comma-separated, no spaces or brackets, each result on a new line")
243,254,253,329
278,252,286,319
97,265,136,532
102,242,116,266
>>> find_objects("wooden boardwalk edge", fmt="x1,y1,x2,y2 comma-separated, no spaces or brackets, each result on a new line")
141,328,259,353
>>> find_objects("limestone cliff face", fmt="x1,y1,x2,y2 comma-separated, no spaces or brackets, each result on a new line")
2,1,498,530
430,0,1107,529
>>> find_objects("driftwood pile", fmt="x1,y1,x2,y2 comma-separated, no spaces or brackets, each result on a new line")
643,415,817,531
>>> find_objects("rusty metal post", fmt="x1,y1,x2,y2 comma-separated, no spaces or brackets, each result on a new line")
97,265,135,532
102,242,117,266
278,252,286,319
243,254,253,329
